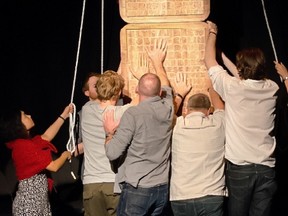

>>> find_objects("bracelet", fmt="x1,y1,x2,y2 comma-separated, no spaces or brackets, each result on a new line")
209,31,217,36
175,93,184,100
59,115,65,121
283,76,288,82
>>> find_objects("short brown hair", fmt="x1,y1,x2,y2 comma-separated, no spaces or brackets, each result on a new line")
236,48,267,80
187,93,211,110
81,72,101,93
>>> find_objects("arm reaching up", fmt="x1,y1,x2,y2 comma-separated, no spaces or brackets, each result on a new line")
41,104,74,142
146,39,169,87
222,52,239,78
206,78,224,111
204,21,218,70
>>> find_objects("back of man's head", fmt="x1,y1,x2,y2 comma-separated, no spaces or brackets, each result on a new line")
96,70,125,101
187,93,211,111
137,73,161,97
236,47,267,80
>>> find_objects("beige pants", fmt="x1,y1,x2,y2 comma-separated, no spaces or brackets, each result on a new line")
83,182,119,216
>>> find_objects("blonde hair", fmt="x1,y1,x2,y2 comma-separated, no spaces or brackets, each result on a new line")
96,70,125,101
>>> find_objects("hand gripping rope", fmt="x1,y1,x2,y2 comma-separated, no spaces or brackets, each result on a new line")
66,0,105,179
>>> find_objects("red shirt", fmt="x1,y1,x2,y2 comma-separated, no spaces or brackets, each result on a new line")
6,135,58,180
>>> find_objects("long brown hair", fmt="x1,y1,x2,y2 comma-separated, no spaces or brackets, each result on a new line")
0,108,29,143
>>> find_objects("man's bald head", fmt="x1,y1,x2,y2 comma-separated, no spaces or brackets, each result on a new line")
137,73,161,97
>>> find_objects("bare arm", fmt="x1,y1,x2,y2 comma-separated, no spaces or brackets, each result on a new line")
41,104,73,142
146,39,170,87
206,78,224,110
46,151,71,172
222,52,239,78
204,21,218,70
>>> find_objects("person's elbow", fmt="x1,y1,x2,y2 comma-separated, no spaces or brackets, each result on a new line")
41,134,52,142
46,161,60,172
105,149,117,161
105,145,120,161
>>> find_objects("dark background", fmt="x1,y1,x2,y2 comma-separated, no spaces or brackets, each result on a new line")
1,0,288,215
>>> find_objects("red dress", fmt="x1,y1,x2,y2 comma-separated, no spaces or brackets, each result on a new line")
6,136,58,215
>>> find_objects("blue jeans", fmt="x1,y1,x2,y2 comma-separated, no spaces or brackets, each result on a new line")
171,195,224,216
226,161,277,216
117,183,169,216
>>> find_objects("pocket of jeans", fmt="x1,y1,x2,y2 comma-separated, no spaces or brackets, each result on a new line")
263,170,275,180
227,174,250,188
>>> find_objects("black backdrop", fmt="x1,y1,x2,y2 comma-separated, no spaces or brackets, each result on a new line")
1,0,288,214
0,0,288,146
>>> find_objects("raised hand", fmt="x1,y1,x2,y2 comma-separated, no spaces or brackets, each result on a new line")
172,72,192,99
103,109,120,137
146,38,167,67
60,103,74,120
274,61,288,79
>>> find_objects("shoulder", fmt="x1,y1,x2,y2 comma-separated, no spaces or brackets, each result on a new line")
212,109,225,117
175,116,185,126
266,79,279,89
161,86,173,97
83,100,99,108
6,138,34,152
33,135,49,144
208,65,225,74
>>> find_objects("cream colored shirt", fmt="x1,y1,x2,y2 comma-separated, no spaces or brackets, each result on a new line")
209,65,279,167
170,110,226,201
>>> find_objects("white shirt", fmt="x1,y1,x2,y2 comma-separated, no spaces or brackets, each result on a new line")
170,110,226,201
209,65,279,167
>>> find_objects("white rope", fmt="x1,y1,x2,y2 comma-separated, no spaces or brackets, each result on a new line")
66,0,87,180
101,0,104,74
66,0,87,153
66,104,76,154
261,0,278,62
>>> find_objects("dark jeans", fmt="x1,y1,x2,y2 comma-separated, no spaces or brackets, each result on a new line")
226,161,277,216
171,195,224,216
117,183,169,216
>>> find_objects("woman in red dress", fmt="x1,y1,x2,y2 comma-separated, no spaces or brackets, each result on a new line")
0,104,73,215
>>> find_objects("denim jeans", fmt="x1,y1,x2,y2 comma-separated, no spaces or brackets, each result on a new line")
117,183,169,216
171,195,224,216
226,161,277,216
